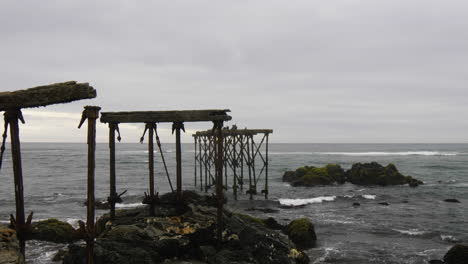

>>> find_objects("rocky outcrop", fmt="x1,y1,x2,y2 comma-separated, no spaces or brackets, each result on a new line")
283,162,423,187
282,164,345,187
63,191,310,264
0,225,24,264
286,218,316,250
443,244,468,264
31,219,78,243
346,162,422,187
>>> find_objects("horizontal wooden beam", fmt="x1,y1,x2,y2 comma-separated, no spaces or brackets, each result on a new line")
0,81,96,111
193,129,273,136
100,109,231,123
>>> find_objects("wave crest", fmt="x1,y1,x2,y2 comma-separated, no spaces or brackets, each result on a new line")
279,196,336,206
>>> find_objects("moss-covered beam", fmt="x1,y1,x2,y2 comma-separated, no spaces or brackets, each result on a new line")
0,81,96,111
100,109,232,123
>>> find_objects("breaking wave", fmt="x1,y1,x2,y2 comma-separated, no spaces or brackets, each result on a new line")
279,196,336,206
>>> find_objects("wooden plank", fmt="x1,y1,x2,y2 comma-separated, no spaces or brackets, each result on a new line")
0,81,96,111
100,109,231,123
193,129,273,137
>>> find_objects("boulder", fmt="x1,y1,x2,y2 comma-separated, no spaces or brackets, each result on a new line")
345,162,421,186
282,164,345,187
0,226,24,264
443,244,468,264
31,219,78,243
286,218,316,249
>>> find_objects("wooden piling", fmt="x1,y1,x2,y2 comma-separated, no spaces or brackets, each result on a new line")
147,123,156,215
79,105,101,264
5,109,26,257
174,122,184,199
214,121,224,244
108,123,117,219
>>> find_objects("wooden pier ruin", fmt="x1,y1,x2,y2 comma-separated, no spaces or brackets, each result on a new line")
1,81,275,262
0,81,96,261
192,126,273,200
100,110,232,242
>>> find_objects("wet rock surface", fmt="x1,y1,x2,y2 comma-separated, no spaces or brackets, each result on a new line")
443,244,468,264
0,225,24,264
62,191,310,264
283,162,423,187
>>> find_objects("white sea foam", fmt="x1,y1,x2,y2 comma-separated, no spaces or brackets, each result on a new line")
441,235,459,242
279,196,336,206
393,229,428,236
115,202,145,209
318,151,458,156
362,194,376,200
270,151,458,156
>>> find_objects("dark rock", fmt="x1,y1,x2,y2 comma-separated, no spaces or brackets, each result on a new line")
378,202,390,206
286,218,316,250
31,219,78,243
64,191,309,264
52,249,68,262
443,244,468,264
428,260,444,264
0,225,24,264
444,199,461,203
264,217,284,230
352,202,360,207
345,162,421,186
245,207,279,213
282,164,345,187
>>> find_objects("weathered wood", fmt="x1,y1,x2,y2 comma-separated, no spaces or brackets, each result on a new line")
5,110,26,257
79,106,101,264
0,81,96,111
100,110,231,123
193,129,273,137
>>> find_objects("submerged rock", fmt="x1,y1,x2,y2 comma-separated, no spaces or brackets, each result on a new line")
286,218,316,250
282,164,346,186
443,244,468,264
444,199,461,203
63,191,310,264
0,226,24,264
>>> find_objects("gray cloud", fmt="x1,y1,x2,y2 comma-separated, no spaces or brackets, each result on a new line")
1,0,467,143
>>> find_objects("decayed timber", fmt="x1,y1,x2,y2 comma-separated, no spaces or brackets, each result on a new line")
0,81,97,111
100,109,231,123
194,129,273,136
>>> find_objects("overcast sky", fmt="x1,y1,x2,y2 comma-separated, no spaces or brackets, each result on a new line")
1,0,467,143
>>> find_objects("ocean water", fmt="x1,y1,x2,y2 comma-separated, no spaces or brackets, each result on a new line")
0,143,467,263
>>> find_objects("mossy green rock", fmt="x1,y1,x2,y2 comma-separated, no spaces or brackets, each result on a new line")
346,162,422,186
286,218,316,249
443,244,468,264
283,164,345,187
0,226,24,264
31,219,77,243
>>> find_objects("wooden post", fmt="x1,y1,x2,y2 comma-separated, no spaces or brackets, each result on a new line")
198,137,203,192
5,109,26,257
173,122,184,199
78,106,101,264
213,121,224,244
194,136,197,187
147,123,156,215
108,123,117,219
264,134,269,199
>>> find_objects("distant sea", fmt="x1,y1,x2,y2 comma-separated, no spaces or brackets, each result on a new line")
0,143,467,263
